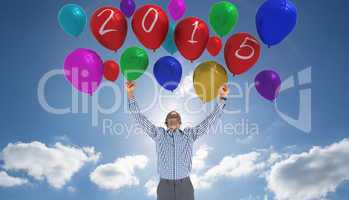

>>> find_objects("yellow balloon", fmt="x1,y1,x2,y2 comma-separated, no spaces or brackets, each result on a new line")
193,61,228,103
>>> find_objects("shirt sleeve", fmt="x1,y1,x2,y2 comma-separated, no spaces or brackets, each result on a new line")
128,96,160,140
184,100,226,141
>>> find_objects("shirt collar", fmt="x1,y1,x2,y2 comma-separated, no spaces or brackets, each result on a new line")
166,128,182,134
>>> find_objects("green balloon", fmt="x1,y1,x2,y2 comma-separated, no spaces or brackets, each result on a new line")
209,1,239,37
120,46,149,80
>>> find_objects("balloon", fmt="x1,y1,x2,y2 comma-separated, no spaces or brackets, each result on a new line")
207,36,222,57
256,0,297,47
209,1,238,37
162,23,178,54
64,48,103,95
255,70,281,101
132,5,169,51
153,56,182,92
120,47,149,80
103,60,120,82
175,17,209,62
193,61,228,103
58,4,86,37
224,32,261,76
120,0,136,18
168,0,186,21
90,7,127,51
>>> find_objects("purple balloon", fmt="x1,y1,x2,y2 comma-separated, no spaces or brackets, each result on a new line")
64,48,103,95
255,70,281,101
120,0,136,18
168,0,186,21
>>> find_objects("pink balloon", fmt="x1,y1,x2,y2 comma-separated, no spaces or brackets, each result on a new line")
168,0,186,21
64,48,103,95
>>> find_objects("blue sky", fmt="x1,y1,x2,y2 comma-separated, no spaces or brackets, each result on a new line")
1,0,349,200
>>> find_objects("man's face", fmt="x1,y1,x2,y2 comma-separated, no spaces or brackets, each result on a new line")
165,111,181,130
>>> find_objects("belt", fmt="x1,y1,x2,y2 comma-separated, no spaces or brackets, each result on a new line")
160,176,190,184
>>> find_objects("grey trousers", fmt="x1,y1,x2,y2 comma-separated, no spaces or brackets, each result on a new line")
157,177,195,200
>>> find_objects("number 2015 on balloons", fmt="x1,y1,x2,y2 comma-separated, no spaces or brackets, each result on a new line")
224,32,261,76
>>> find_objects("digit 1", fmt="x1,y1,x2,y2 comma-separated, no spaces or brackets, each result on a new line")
188,21,199,44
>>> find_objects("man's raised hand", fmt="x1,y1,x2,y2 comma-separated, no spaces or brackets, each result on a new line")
125,81,136,98
219,83,229,98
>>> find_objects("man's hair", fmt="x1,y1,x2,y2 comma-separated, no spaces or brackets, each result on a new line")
165,111,181,125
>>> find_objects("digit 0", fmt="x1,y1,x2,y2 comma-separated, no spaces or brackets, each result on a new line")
142,8,159,33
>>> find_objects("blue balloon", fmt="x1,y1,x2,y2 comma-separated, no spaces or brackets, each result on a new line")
153,56,182,92
256,0,297,47
162,23,178,55
58,4,86,37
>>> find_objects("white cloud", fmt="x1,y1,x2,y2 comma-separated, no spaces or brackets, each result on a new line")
90,155,148,190
192,145,212,172
1,141,100,189
267,152,282,165
144,178,158,197
267,138,349,200
190,173,212,190
176,71,195,97
82,146,101,163
0,171,28,187
190,145,214,189
204,152,265,179
192,150,266,190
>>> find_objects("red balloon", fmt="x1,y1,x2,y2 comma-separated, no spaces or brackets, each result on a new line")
207,36,222,57
175,17,209,62
103,60,120,81
90,7,127,51
224,32,261,76
132,5,169,51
